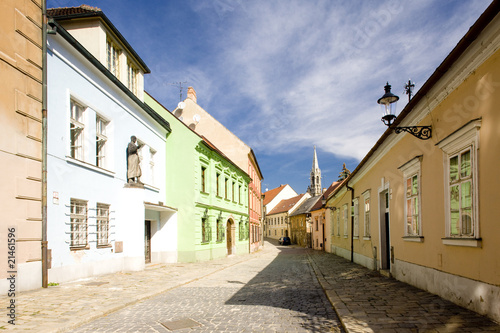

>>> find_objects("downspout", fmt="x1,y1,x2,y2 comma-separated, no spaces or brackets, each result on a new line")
346,182,354,263
41,0,48,288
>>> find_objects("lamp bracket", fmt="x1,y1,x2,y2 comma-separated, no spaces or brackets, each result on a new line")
392,126,432,140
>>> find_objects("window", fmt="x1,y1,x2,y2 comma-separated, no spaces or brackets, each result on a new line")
201,166,207,192
238,185,241,203
224,178,228,199
343,204,348,236
336,209,340,236
438,119,480,246
353,198,359,238
232,181,235,202
106,39,120,77
449,150,474,236
399,157,422,238
70,199,88,248
239,220,245,241
217,217,224,242
315,218,318,231
216,173,220,196
96,203,110,246
70,99,85,160
363,191,371,238
127,61,138,94
96,115,108,168
202,217,211,243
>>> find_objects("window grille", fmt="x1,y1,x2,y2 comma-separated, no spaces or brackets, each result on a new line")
70,199,88,247
96,203,110,246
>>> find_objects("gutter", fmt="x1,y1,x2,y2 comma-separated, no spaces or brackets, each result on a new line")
41,0,49,288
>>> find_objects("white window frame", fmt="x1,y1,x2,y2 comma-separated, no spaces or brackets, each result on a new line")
336,209,340,236
343,204,348,237
438,119,481,247
362,190,371,239
96,203,110,247
70,99,86,161
127,61,138,94
399,156,423,242
149,148,156,186
95,115,109,168
106,39,120,78
353,198,359,238
70,199,88,248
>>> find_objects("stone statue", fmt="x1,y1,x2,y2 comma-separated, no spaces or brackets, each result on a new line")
127,136,143,183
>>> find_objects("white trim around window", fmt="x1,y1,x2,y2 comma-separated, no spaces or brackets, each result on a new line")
437,118,481,247
399,156,423,242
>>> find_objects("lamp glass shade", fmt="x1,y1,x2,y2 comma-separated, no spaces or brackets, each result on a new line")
377,83,399,126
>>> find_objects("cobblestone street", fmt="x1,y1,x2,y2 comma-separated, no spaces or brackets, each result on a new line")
70,245,344,332
2,240,500,332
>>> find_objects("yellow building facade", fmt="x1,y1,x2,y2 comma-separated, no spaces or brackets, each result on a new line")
0,0,44,293
326,4,500,322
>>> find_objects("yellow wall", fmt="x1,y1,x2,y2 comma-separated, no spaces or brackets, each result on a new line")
0,0,43,292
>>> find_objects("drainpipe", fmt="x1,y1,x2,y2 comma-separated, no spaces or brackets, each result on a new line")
41,0,48,288
346,181,354,263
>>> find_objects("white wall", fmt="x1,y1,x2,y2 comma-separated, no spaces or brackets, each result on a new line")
46,32,169,284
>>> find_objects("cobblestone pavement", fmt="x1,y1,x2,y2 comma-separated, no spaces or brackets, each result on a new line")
69,246,344,332
1,239,499,332
307,250,500,333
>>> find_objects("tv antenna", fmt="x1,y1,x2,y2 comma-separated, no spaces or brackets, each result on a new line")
169,81,188,101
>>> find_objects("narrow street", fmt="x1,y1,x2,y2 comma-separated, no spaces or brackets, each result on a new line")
69,242,344,332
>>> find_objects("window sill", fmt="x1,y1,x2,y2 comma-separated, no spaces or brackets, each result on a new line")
97,244,112,249
343,235,348,239
200,191,209,196
144,184,160,193
66,157,115,177
403,236,424,243
442,237,482,248
363,236,371,241
70,245,89,251
353,236,359,240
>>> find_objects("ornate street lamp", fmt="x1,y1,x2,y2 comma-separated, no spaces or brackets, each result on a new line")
377,82,431,140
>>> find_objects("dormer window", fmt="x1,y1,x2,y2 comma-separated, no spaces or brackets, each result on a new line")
106,39,120,77
127,61,138,94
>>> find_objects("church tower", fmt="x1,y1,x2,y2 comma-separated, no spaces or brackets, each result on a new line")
307,146,322,196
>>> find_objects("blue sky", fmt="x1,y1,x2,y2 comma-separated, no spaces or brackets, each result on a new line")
48,0,492,193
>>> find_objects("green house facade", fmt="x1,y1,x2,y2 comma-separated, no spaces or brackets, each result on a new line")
145,93,250,262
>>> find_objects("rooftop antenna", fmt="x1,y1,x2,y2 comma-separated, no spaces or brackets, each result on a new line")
169,81,188,101
404,79,415,103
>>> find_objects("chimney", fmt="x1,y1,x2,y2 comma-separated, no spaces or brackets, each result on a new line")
187,86,197,103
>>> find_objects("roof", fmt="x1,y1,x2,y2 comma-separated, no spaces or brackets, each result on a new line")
310,181,341,212
263,185,287,206
290,195,322,217
47,5,150,73
327,1,500,202
267,194,306,215
48,21,170,133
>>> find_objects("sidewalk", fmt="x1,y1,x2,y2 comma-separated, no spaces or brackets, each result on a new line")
0,249,265,332
2,242,499,332
307,250,500,333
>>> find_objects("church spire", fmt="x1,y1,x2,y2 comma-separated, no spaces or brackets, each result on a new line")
307,146,322,196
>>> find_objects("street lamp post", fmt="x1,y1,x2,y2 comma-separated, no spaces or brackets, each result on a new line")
377,82,432,140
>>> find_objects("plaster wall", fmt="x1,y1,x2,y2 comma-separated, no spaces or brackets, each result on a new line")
0,0,43,293
45,33,168,284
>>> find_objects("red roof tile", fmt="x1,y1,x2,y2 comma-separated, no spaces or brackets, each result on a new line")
47,5,101,17
310,181,341,211
267,194,305,215
262,185,287,206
